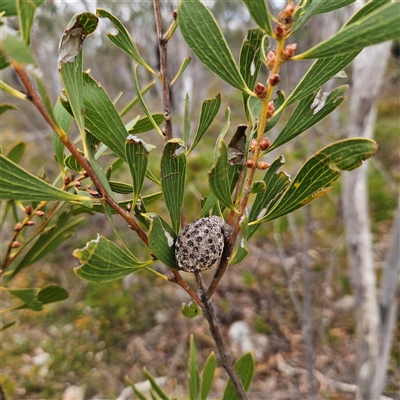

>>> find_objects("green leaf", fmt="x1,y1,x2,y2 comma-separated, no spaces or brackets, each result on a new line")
239,27,264,122
189,335,200,400
82,72,129,160
1,0,44,17
97,8,157,75
64,154,83,173
119,80,155,117
0,321,17,331
296,2,400,59
125,377,148,400
344,0,390,27
229,237,250,265
128,114,164,134
222,352,255,400
183,93,191,147
126,136,154,205
10,212,84,280
268,85,348,153
142,367,170,400
171,57,192,86
6,142,26,164
132,64,163,137
160,139,186,234
74,235,152,282
59,13,99,139
250,180,266,195
182,301,203,318
37,284,69,304
8,288,42,311
209,141,238,213
241,0,273,35
16,0,37,45
35,75,60,130
0,103,18,114
178,0,251,94
0,34,36,65
316,0,356,14
292,0,329,34
201,352,216,400
187,93,221,155
0,154,87,202
52,99,73,169
247,156,290,239
253,139,378,224
148,215,179,270
108,181,134,194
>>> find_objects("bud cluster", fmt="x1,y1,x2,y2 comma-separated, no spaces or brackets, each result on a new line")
274,2,297,39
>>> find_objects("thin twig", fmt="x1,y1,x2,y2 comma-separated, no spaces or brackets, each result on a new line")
153,0,173,141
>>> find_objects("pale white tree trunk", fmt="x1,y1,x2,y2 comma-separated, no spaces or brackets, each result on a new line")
342,32,393,400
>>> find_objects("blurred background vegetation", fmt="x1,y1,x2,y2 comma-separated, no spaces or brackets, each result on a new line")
1,1,399,399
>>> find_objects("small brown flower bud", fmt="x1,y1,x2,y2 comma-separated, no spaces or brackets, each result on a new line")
89,189,100,197
257,161,271,170
11,241,21,248
35,210,45,217
63,176,71,185
266,50,276,70
274,24,285,39
246,159,255,168
249,139,257,152
74,181,82,188
173,10,177,20
260,138,271,151
269,74,281,86
283,2,297,17
266,101,275,119
26,220,35,226
25,206,32,215
254,82,268,98
282,43,297,60
14,223,22,232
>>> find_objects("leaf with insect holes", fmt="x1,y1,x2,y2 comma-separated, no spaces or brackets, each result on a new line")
74,235,152,282
252,139,378,224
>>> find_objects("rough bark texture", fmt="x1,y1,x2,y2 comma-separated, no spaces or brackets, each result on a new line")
342,37,392,400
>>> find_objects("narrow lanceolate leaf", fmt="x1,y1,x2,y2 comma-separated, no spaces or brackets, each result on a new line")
74,235,152,282
8,284,68,311
148,215,179,269
222,352,255,400
295,2,400,59
268,85,348,153
240,28,264,122
126,135,154,205
229,237,250,265
189,335,200,400
201,352,217,400
247,156,290,239
97,8,157,75
119,80,156,117
132,64,163,137
83,72,128,160
253,139,378,224
6,142,27,164
59,13,99,137
52,99,73,169
171,57,191,86
183,93,191,147
0,34,37,66
0,104,17,114
316,0,355,14
142,368,170,400
344,0,390,27
241,0,273,35
178,0,251,94
16,0,37,45
161,139,186,234
187,93,221,155
292,0,329,34
209,141,238,213
1,0,44,17
279,51,358,111
0,154,86,202
128,114,164,134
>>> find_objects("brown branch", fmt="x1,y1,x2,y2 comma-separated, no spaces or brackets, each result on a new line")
12,63,149,246
153,0,173,141
169,269,203,308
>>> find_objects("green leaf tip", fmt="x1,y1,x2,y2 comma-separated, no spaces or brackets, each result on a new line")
58,12,99,65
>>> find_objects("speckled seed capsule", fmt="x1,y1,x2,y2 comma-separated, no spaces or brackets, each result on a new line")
175,216,233,273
